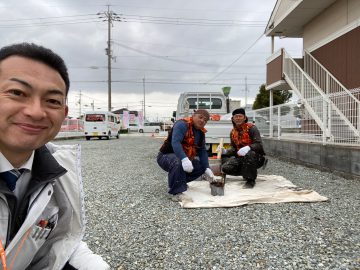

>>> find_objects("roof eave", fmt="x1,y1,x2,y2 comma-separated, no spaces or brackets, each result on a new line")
264,0,336,38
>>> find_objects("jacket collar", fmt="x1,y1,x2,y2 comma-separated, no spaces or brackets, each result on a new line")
31,145,67,184
0,146,67,193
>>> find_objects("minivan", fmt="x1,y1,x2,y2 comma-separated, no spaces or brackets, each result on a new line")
84,111,120,140
138,122,161,133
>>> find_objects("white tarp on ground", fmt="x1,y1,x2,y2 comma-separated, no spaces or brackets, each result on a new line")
179,174,328,208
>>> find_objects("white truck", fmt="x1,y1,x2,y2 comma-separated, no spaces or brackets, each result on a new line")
174,92,240,156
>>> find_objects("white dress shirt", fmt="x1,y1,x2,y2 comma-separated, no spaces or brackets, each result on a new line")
0,151,34,201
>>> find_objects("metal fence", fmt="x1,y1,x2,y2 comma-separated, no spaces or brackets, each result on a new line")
269,49,360,145
60,118,84,132
247,101,360,146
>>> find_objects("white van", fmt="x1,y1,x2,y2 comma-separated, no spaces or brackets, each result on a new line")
84,111,120,140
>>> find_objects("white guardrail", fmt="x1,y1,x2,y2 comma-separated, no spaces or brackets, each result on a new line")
55,131,84,140
249,101,360,146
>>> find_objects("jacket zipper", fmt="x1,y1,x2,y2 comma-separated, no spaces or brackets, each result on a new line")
0,193,13,248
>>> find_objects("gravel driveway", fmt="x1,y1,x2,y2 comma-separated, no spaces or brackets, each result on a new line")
56,135,360,270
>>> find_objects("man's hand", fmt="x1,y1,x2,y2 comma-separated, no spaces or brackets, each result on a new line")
205,168,215,182
237,145,251,156
216,145,227,155
181,157,194,173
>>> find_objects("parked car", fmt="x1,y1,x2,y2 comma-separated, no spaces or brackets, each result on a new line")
248,116,280,136
138,122,161,133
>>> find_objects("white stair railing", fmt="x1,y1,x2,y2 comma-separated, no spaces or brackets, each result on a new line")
282,50,359,143
304,50,360,131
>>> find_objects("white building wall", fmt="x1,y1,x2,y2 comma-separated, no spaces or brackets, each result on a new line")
273,0,301,23
348,0,360,21
303,0,360,50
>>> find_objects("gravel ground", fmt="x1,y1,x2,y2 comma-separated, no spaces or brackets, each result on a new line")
56,135,360,270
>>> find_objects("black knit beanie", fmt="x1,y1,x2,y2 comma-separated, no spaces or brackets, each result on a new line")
232,108,246,116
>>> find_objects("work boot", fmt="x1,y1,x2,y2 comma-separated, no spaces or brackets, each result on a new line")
243,178,255,189
167,193,192,202
168,193,183,202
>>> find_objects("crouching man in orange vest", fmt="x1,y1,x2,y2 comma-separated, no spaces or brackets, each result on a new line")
157,109,215,201
218,108,266,188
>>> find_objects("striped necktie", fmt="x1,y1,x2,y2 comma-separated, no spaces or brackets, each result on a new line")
0,169,25,191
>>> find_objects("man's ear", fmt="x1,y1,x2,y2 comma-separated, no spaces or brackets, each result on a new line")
64,105,69,117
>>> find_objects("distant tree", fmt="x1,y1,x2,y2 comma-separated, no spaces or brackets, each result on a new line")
252,84,292,110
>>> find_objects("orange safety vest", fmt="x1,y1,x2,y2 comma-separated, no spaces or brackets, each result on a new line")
231,122,254,151
181,117,207,160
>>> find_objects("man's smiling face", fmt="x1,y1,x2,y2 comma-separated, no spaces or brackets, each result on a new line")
0,56,68,163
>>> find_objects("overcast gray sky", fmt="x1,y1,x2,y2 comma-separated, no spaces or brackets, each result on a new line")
0,0,302,120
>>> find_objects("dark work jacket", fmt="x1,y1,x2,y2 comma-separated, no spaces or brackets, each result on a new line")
159,120,205,157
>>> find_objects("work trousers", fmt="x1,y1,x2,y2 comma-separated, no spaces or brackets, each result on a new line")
157,152,206,195
221,150,264,181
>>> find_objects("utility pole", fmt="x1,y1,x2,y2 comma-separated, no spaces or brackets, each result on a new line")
78,90,82,118
143,76,146,122
98,6,121,112
244,76,248,108
107,6,112,112
140,100,144,122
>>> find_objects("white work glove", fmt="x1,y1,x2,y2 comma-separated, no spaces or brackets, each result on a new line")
205,168,215,183
237,145,251,156
216,145,227,155
181,157,194,173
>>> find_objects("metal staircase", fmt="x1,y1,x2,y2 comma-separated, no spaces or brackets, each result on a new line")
282,49,360,143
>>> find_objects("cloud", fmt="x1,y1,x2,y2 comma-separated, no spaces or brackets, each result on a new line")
0,0,302,120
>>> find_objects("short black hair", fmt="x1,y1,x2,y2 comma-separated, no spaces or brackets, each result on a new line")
193,109,210,120
0,42,70,95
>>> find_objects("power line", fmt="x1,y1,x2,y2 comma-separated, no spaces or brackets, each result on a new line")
107,4,272,15
118,13,266,27
70,65,264,72
121,13,266,24
0,18,102,28
204,34,265,84
0,12,267,24
121,19,265,27
1,3,271,15
71,79,263,86
0,13,102,28
117,51,268,57
112,41,229,67
0,13,98,22
111,38,259,53
0,12,266,28
80,93,107,103
88,76,265,82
